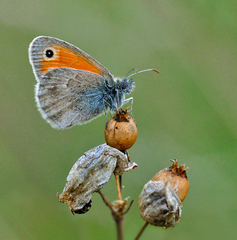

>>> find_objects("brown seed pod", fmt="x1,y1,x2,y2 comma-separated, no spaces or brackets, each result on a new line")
104,109,137,151
151,159,189,202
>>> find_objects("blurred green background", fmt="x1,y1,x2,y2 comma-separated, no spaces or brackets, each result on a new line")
1,0,236,239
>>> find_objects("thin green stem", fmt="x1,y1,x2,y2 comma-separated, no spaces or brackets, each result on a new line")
134,222,149,240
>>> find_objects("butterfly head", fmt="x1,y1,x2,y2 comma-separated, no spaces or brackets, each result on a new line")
119,77,135,94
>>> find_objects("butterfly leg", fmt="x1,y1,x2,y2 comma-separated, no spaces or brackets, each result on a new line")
123,97,134,118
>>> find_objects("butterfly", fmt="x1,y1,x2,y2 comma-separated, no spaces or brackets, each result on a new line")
29,36,159,129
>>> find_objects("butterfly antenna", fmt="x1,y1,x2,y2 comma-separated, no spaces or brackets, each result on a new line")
126,68,138,77
127,68,159,79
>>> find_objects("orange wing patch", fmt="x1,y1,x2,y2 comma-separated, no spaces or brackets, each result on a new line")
40,44,101,75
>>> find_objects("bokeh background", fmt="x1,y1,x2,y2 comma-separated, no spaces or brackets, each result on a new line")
1,0,236,239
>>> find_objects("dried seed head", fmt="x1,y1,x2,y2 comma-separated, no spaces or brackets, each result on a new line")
104,109,138,151
138,160,189,229
57,144,137,214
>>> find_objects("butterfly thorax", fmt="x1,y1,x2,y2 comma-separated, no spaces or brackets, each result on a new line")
102,77,135,111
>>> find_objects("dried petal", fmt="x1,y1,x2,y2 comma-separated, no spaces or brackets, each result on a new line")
115,152,138,175
138,180,182,229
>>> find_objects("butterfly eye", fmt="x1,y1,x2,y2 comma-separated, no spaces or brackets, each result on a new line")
121,80,128,89
45,49,54,58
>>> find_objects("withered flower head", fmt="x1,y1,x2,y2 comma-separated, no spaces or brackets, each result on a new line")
138,160,189,229
57,144,137,214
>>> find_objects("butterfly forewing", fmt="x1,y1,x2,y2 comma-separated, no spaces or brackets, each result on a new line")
29,36,114,80
29,36,116,129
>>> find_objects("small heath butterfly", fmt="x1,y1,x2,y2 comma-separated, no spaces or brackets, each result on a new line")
29,36,159,129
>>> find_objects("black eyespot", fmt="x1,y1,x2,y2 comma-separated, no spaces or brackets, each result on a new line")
45,49,54,58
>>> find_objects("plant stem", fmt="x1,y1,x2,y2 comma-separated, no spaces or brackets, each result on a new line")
114,174,124,240
134,222,149,240
115,217,124,240
97,190,113,211
119,175,122,195
98,176,125,240
115,174,122,200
